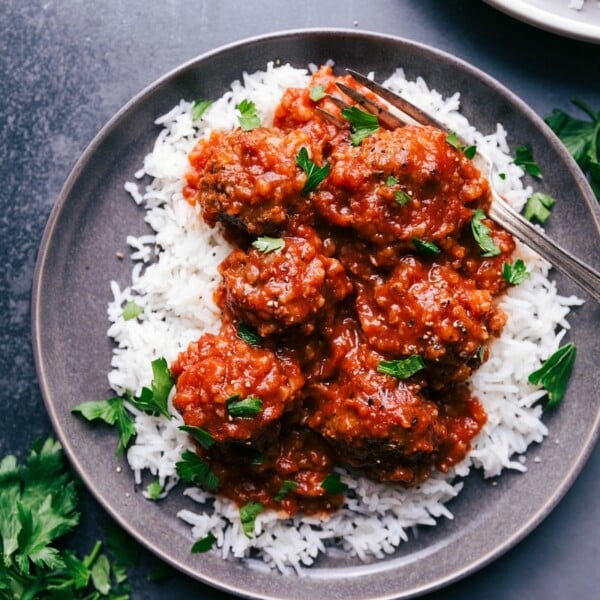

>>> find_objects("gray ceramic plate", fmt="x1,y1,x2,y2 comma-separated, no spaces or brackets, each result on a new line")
484,0,600,43
32,29,600,600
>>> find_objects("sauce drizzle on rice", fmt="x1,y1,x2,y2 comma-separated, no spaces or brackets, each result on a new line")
109,62,581,570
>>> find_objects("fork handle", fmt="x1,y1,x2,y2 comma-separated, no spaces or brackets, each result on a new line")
489,195,600,302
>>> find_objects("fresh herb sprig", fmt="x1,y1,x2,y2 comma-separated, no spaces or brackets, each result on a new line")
296,147,330,195
514,145,542,179
236,99,261,131
377,355,425,379
528,343,577,408
72,357,174,456
470,208,501,257
545,99,600,199
341,106,379,146
0,438,133,598
445,131,477,159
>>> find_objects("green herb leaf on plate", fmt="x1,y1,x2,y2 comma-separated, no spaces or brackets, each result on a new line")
191,99,212,121
191,533,217,554
144,479,163,501
320,472,348,495
341,106,379,146
252,236,285,254
309,85,326,101
413,238,441,256
386,174,399,186
514,145,542,178
502,259,530,285
226,395,263,418
128,357,174,420
394,190,412,205
236,99,261,131
175,450,219,492
239,501,264,539
295,146,331,195
122,300,144,321
377,355,426,379
178,425,216,449
236,322,262,347
274,480,298,502
528,343,576,408
523,192,556,224
470,208,501,257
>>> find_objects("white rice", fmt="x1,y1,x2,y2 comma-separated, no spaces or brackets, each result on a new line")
106,62,582,572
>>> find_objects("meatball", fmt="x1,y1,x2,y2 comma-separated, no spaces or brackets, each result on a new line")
356,255,506,385
217,225,352,336
171,323,304,443
305,317,447,485
311,125,489,246
184,127,315,235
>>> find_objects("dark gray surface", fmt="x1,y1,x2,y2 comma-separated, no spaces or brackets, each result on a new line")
1,1,598,599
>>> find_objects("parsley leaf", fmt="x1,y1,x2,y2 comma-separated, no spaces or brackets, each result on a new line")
514,145,542,179
386,175,399,186
341,106,379,145
377,355,426,379
236,99,261,131
413,238,441,256
251,236,285,254
175,450,219,492
122,300,144,321
470,208,501,257
239,501,264,538
178,425,216,449
309,85,326,101
545,100,600,198
528,343,576,408
226,395,263,418
445,131,476,158
0,438,133,597
71,396,136,456
503,259,530,285
394,190,412,205
236,322,262,347
191,99,212,121
295,146,331,195
320,472,348,495
144,479,163,501
127,357,174,420
274,480,298,502
523,191,556,224
191,533,217,553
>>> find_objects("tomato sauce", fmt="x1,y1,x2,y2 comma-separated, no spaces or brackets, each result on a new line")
173,66,514,515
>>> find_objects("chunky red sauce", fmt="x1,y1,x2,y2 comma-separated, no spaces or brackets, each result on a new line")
173,66,515,516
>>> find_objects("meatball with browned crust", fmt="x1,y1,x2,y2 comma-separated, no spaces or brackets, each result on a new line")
171,323,304,443
184,127,316,235
311,125,489,246
356,255,506,386
217,225,352,336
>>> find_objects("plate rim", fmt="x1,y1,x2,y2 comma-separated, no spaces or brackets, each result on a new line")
483,0,600,43
31,27,600,599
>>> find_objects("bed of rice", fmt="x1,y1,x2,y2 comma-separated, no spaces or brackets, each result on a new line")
106,62,582,573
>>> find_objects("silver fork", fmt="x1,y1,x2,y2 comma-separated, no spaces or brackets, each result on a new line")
319,68,600,303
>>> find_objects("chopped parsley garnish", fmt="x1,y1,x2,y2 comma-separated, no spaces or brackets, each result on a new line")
226,395,263,418
239,501,264,538
545,99,600,199
175,450,219,492
503,259,530,285
341,106,379,146
528,343,576,408
0,438,133,597
236,99,261,131
295,146,331,195
72,396,136,456
445,131,476,159
122,300,143,321
394,190,412,205
514,145,542,179
191,99,212,121
413,238,441,256
386,175,399,186
144,479,163,501
274,480,298,502
320,472,348,495
523,192,556,224
477,345,486,362
498,172,506,180
470,208,501,257
252,236,285,253
178,425,216,449
191,533,217,554
309,85,326,101
236,322,262,347
377,355,426,379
